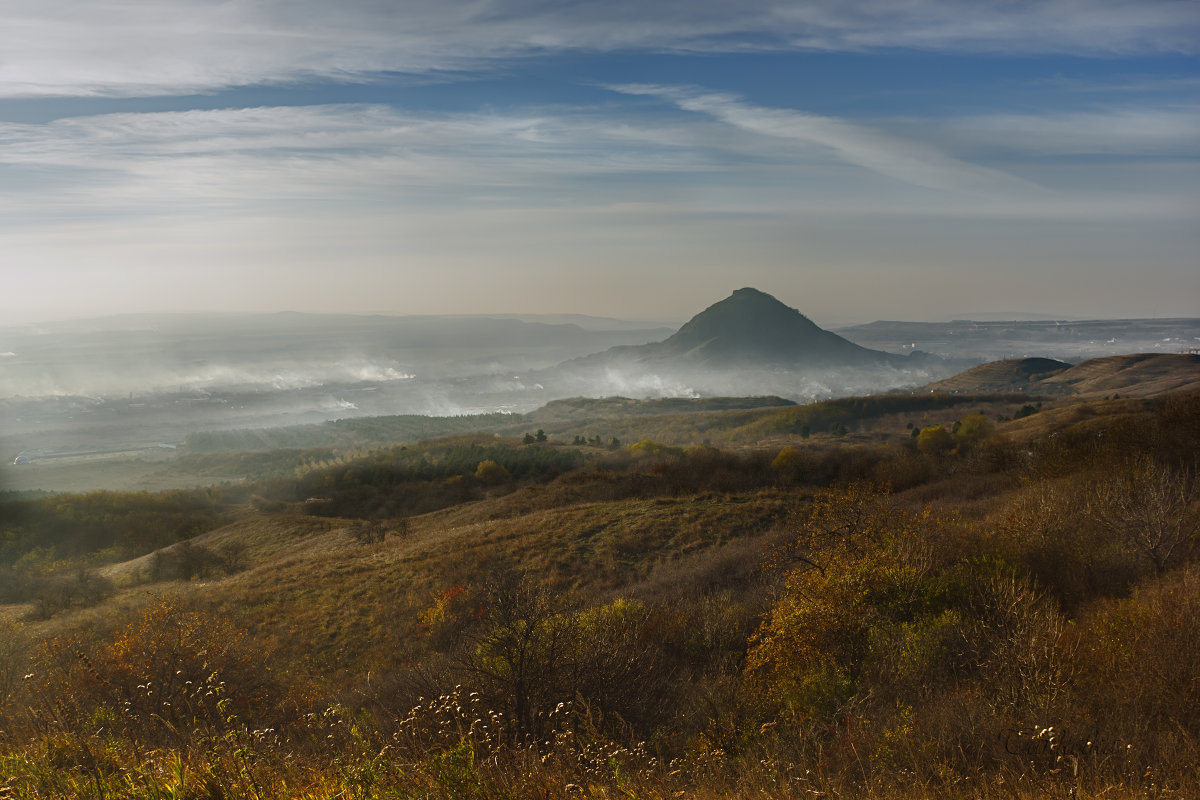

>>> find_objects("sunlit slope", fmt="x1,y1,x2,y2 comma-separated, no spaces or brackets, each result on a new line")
924,353,1200,398
1041,353,1200,397
923,357,1071,393
85,489,794,667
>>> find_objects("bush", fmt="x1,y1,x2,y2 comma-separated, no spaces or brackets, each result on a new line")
31,598,307,744
744,485,968,722
954,412,995,445
475,459,512,484
771,446,811,483
628,440,684,459
916,425,954,456
1070,563,1200,774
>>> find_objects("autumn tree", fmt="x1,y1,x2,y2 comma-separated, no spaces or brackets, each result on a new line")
916,424,954,456
770,446,806,481
954,412,995,445
475,459,512,485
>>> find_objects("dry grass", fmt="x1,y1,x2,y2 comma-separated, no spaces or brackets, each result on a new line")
4,391,1198,799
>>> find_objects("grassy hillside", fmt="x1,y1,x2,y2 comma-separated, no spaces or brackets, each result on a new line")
925,352,1200,398
1041,352,1200,397
923,357,1072,393
2,390,1198,799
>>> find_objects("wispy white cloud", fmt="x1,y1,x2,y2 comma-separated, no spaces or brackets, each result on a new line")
607,84,1040,194
780,0,1200,55
1,1,1196,98
0,104,720,218
2,100,1195,228
932,108,1200,157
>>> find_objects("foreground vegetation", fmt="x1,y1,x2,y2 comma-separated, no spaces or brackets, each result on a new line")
1,391,1198,798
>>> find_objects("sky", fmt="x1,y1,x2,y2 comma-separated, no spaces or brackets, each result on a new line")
1,1,1198,326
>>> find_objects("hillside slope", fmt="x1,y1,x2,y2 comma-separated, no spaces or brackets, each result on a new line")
924,353,1200,397
1041,353,1200,397
924,357,1072,393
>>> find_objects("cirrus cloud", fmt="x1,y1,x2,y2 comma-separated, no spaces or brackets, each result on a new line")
2,1,1197,99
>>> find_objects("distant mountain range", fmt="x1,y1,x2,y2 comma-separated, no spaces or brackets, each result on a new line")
836,316,1200,363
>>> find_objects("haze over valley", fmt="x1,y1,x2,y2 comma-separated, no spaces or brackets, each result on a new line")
3,288,1198,493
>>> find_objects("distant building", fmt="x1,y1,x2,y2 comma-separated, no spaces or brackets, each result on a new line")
13,453,33,465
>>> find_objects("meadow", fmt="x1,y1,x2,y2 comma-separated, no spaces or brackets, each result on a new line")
1,390,1197,799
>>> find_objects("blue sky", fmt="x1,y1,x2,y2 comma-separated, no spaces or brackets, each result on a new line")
1,1,1197,325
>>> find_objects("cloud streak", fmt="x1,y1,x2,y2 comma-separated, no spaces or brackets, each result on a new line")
607,84,1039,195
2,1,1197,98
2,99,1195,226
934,108,1200,157
0,104,717,218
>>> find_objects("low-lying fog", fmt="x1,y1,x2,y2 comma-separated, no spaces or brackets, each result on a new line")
2,312,1198,461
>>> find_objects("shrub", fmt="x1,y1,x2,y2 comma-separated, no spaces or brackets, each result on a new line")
771,446,808,481
1071,563,1200,774
1086,457,1197,576
628,440,684,459
475,459,512,484
916,425,954,456
348,519,389,545
31,597,306,744
955,412,995,445
744,485,968,722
